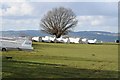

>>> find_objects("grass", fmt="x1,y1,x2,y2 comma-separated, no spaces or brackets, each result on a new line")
1,42,119,78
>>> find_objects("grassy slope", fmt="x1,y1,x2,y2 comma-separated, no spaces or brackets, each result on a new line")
1,42,118,78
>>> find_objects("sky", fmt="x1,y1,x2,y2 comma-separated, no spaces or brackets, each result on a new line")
0,0,119,33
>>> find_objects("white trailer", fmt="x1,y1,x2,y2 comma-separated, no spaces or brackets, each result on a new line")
69,37,80,43
56,37,70,43
32,37,42,42
81,38,88,44
0,37,33,51
41,36,56,42
88,39,97,44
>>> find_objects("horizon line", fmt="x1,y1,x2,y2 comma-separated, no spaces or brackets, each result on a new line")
0,30,118,33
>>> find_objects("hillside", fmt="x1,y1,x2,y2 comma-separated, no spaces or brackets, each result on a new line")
0,30,119,42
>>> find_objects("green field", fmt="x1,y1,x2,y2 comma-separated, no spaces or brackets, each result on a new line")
1,42,119,78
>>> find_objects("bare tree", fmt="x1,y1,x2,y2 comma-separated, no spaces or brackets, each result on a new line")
40,7,78,38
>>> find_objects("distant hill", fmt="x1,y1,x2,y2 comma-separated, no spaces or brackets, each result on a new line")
70,31,119,42
0,30,119,42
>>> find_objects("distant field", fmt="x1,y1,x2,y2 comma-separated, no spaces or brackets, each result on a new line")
1,42,119,78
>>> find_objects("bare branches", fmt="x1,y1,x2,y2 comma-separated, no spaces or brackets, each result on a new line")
40,7,78,38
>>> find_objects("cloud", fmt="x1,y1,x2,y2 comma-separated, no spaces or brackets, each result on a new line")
0,2,34,16
74,15,118,32
1,2,118,32
1,19,40,31
26,0,119,2
0,17,2,31
77,16,103,26
1,2,117,17
33,2,117,17
0,9,2,16
0,0,27,2
77,16,117,27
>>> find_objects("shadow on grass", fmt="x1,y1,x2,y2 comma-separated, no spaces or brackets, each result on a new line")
2,59,118,78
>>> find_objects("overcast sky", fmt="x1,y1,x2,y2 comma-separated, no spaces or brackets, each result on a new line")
0,0,119,33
